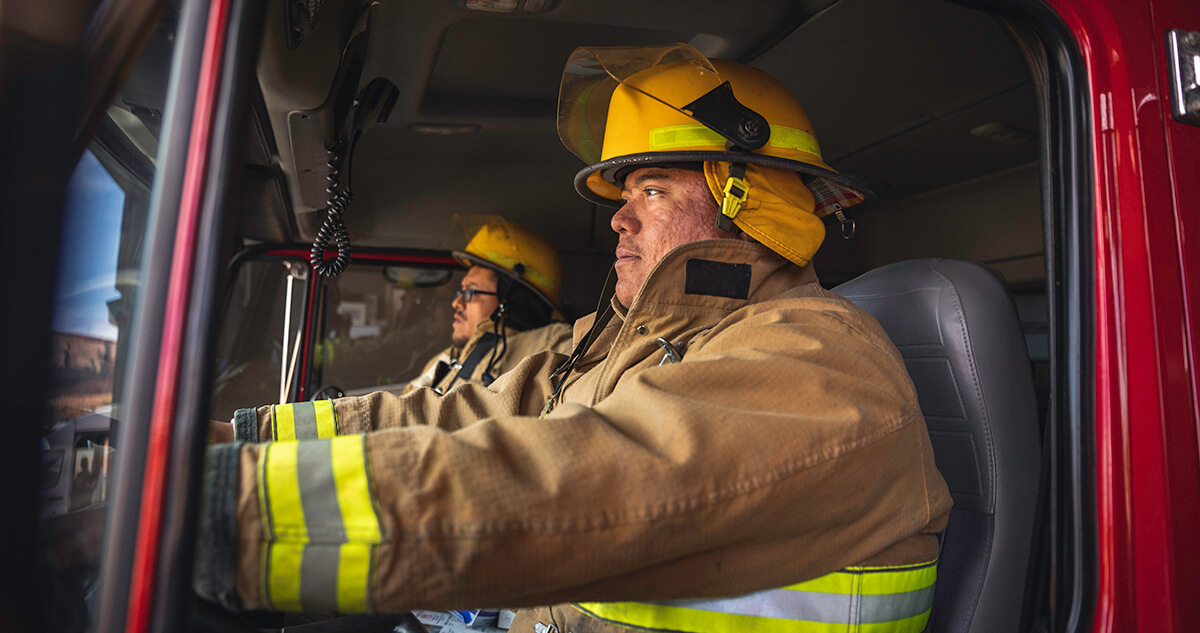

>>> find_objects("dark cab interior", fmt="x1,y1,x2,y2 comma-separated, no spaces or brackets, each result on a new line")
6,0,1095,631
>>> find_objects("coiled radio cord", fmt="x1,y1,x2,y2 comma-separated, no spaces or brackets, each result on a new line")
310,147,354,277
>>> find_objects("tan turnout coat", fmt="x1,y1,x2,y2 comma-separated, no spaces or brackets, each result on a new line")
402,320,573,395
222,239,952,632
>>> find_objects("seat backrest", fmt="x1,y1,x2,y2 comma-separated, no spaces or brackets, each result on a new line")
833,258,1041,633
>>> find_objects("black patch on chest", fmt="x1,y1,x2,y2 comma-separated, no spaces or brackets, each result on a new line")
684,259,752,300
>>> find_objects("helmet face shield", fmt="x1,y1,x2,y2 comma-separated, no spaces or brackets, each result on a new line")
558,44,722,164
448,214,508,254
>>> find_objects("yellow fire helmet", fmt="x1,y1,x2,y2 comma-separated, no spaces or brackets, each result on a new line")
558,43,875,266
451,215,563,316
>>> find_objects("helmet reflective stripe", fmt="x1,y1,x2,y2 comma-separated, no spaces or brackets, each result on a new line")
258,436,383,612
574,560,937,633
768,125,822,158
648,124,822,159
271,400,339,441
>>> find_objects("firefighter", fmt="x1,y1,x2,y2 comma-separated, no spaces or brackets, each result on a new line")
197,44,951,633
403,218,573,395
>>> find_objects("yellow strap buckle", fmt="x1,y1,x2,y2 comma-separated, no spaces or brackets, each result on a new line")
717,175,748,232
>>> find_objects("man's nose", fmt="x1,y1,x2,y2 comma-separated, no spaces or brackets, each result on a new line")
611,200,640,235
451,293,465,309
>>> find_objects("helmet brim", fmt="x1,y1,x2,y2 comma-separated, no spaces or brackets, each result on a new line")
574,150,875,220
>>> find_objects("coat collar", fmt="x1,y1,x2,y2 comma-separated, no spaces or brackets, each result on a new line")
618,238,816,316
572,239,817,348
562,239,819,402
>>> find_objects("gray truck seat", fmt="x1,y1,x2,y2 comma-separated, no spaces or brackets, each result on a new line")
833,258,1041,633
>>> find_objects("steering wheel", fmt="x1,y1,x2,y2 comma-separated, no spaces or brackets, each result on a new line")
310,385,345,401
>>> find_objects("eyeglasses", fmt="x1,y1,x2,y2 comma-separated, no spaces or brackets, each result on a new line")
454,288,498,303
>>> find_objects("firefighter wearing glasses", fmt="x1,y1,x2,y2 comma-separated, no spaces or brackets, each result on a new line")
403,218,573,395
197,45,951,633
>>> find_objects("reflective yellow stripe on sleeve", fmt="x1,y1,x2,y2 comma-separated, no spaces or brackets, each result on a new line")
259,441,307,611
258,435,383,613
272,400,339,441
264,542,305,613
273,404,295,441
329,433,382,612
315,400,338,439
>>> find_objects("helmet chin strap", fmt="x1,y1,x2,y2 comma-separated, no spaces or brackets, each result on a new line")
482,274,517,382
683,79,763,234
716,161,748,232
482,304,508,383
540,266,618,419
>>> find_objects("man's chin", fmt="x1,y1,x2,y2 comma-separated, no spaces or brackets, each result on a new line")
613,273,643,305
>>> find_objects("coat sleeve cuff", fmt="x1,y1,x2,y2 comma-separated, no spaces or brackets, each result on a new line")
232,408,259,443
193,443,243,611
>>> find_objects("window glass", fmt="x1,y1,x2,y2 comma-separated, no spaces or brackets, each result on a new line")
211,261,461,417
210,260,309,419
40,448,66,493
48,151,126,422
37,4,180,629
309,266,461,397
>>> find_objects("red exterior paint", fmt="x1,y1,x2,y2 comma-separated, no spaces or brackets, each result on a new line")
124,0,231,632
1150,0,1200,624
1047,0,1200,631
1153,0,1200,495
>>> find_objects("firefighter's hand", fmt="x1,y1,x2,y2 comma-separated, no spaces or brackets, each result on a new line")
208,420,235,444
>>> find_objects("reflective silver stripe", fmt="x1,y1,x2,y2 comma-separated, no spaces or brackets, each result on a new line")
295,441,349,611
296,441,346,539
299,544,341,612
861,585,936,624
644,589,849,623
292,402,319,440
260,436,383,613
645,584,934,625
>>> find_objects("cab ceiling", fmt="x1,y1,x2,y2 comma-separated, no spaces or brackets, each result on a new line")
245,0,1036,252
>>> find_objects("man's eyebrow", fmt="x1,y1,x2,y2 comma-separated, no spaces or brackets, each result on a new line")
625,170,671,190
